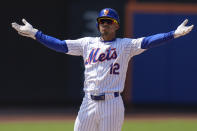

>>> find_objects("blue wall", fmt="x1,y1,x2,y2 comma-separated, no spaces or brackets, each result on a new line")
132,13,197,105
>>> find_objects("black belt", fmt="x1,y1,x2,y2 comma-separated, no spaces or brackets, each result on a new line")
91,92,119,101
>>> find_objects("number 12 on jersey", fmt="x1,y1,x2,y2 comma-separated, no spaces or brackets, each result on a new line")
110,63,120,75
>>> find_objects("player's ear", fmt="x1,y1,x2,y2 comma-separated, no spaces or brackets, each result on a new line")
115,23,119,31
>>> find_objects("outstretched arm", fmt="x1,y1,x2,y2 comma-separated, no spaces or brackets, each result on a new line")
11,19,68,53
141,19,194,49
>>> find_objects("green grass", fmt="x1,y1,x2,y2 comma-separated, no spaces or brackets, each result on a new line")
122,120,197,131
0,121,74,131
0,120,197,131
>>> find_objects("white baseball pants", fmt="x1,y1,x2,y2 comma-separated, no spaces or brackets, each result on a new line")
74,93,125,131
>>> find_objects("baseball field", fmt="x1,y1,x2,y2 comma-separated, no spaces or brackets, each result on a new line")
0,114,197,131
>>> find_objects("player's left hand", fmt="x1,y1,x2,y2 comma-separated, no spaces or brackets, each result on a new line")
174,19,194,38
11,19,38,40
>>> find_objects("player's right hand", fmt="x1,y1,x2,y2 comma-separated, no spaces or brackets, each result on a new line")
11,19,38,40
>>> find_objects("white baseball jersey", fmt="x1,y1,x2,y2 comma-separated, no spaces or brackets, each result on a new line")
65,37,145,131
65,37,145,94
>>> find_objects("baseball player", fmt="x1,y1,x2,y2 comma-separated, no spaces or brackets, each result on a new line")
12,8,193,131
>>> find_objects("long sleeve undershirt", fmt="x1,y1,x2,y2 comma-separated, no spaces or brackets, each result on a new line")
35,31,68,53
141,31,175,49
35,30,175,53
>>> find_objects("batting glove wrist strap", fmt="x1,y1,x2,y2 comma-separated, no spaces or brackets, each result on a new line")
174,19,194,38
11,19,38,40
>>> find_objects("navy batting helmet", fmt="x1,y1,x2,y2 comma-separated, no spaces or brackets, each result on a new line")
96,8,120,27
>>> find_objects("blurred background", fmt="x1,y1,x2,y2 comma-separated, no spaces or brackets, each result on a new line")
1,0,197,118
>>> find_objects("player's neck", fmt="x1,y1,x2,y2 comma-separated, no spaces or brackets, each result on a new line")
100,34,116,42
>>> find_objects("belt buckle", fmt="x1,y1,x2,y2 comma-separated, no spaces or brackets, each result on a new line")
91,93,105,100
